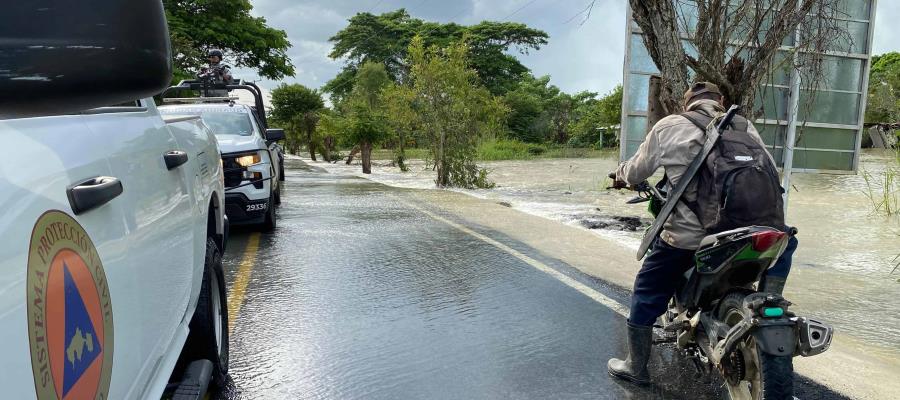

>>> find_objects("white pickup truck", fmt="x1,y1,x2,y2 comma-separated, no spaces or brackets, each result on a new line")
159,84,286,231
0,1,228,399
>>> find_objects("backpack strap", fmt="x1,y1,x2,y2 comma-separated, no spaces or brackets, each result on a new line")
678,111,715,229
680,111,714,131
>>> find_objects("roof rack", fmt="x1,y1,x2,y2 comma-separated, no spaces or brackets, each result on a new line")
161,78,270,128
162,96,239,104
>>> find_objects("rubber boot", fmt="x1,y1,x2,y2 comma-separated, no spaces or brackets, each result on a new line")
762,276,787,295
607,322,652,385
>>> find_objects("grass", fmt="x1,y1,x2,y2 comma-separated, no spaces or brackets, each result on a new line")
476,139,614,161
861,167,899,215
370,140,614,162
861,149,900,216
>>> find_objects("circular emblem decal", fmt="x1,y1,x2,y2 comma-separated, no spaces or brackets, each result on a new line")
26,211,113,400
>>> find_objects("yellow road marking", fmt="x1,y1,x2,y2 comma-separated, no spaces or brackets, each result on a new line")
400,198,630,318
227,232,260,334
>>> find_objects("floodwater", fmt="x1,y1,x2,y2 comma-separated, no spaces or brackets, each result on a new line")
219,160,843,399
315,150,900,358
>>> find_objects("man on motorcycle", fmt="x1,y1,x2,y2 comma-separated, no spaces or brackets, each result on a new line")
607,82,797,385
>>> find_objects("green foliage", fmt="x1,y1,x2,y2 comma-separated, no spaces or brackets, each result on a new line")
503,75,566,143
353,62,392,108
270,84,325,156
164,0,294,80
270,84,325,123
568,85,622,148
345,105,390,147
387,36,508,188
322,62,394,172
502,77,622,148
382,83,419,171
325,9,548,100
866,52,900,124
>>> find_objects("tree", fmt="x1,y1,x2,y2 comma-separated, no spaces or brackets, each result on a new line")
390,36,508,188
382,83,418,171
325,9,548,100
270,84,325,159
568,85,622,148
866,52,900,124
625,0,856,116
164,0,294,80
340,62,393,174
503,75,566,143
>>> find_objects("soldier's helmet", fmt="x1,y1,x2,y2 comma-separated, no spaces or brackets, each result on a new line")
207,48,224,61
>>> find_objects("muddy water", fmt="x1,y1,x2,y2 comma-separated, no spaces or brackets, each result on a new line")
312,151,900,357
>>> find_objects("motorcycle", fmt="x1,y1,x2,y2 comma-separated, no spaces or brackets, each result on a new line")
614,180,833,400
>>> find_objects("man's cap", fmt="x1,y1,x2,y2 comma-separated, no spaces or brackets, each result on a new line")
207,49,224,58
683,82,722,105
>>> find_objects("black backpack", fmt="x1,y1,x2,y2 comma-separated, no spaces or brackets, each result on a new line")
680,111,787,233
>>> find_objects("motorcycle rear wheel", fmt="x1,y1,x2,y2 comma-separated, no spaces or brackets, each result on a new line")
719,293,794,400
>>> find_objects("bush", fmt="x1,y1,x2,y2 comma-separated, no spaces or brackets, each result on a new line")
477,139,548,160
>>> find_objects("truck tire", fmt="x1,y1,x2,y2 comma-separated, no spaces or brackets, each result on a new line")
184,237,229,387
274,181,282,206
718,293,794,400
261,194,276,232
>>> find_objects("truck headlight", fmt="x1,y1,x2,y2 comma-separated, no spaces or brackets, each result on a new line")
235,153,261,167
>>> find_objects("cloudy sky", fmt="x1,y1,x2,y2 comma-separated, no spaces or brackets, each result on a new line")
234,0,899,96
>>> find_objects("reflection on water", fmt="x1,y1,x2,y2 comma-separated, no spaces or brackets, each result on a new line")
313,151,900,356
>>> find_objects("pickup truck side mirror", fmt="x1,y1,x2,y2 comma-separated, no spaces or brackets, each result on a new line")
266,129,286,142
0,0,172,118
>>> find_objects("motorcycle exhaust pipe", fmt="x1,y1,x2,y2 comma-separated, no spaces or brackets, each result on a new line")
794,317,834,357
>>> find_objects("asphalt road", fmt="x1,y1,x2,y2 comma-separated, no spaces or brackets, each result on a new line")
216,159,846,400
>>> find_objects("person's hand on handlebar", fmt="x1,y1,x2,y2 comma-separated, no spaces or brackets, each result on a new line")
607,172,628,190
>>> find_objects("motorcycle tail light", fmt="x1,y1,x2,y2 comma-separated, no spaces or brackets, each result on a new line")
750,231,785,252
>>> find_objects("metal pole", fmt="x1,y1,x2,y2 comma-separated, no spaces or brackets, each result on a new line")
781,13,802,215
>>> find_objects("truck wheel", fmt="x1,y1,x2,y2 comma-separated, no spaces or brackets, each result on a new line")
184,237,230,387
261,194,276,232
274,182,282,206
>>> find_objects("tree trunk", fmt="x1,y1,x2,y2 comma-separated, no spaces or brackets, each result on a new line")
629,0,691,114
306,130,317,162
361,141,373,174
323,135,335,162
346,146,360,164
396,133,407,171
435,130,449,186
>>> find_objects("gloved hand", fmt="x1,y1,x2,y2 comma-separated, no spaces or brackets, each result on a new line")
608,172,628,190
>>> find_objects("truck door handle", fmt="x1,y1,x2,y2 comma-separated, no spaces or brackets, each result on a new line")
164,150,189,170
67,177,123,215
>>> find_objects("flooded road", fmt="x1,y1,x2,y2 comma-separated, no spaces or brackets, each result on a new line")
315,151,900,358
217,159,843,399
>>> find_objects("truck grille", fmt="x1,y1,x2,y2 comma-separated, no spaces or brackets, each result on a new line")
222,156,245,188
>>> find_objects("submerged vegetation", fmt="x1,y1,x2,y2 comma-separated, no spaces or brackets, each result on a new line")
861,150,900,216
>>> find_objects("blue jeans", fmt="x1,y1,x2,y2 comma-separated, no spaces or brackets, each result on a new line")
628,236,798,327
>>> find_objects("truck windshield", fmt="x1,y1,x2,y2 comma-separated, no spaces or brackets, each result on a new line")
200,112,254,136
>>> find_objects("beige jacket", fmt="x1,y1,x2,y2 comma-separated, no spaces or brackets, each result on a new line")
616,99,772,250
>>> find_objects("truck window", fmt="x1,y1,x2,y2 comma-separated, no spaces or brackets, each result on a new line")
201,112,254,136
